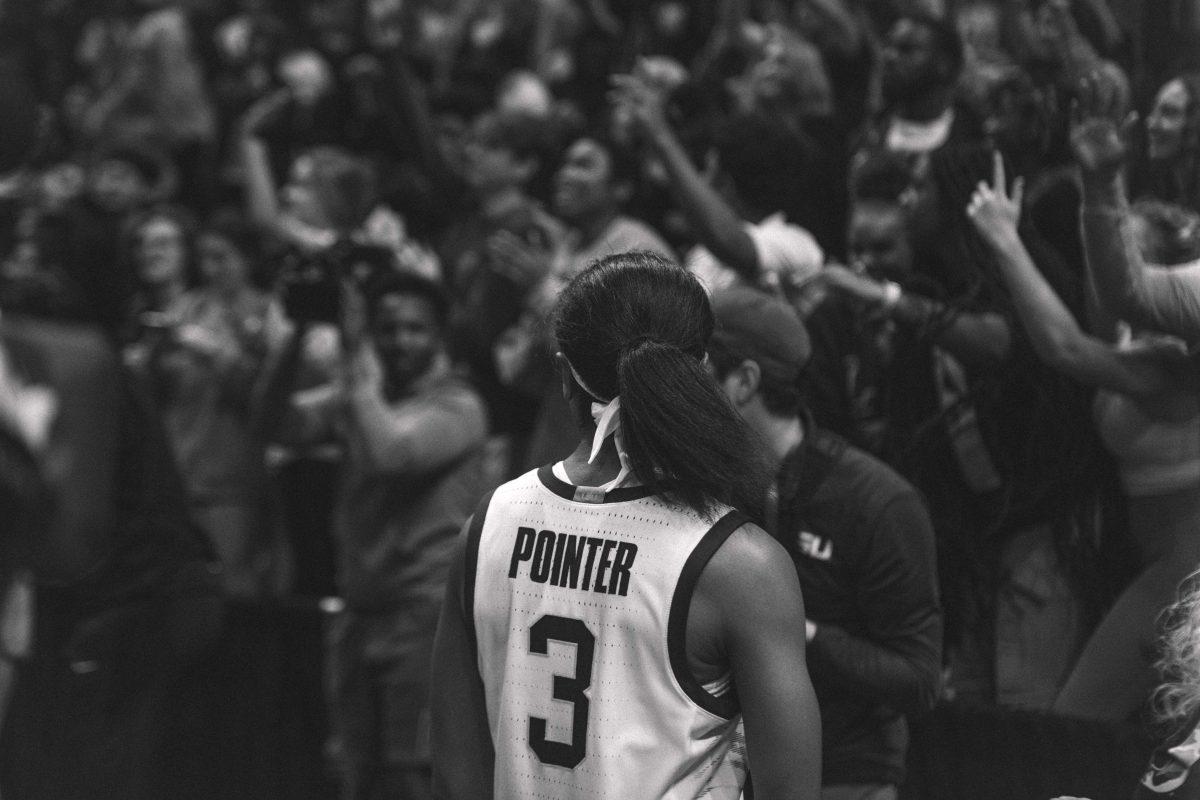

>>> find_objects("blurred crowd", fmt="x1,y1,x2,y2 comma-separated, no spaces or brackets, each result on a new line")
1,0,1200,798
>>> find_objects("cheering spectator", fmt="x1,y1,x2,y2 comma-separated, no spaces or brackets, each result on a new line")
1,171,222,799
438,109,561,483
502,132,676,471
265,271,487,800
968,152,1200,722
74,0,217,209
126,208,285,598
122,204,198,341
1075,73,1200,343
1133,72,1200,212
805,187,1015,701
861,10,981,159
612,65,824,294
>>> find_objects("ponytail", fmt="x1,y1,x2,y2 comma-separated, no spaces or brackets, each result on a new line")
617,340,773,520
555,250,773,519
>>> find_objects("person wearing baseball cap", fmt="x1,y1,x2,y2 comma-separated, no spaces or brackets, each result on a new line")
708,284,943,800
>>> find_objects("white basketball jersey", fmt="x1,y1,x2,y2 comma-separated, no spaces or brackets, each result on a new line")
465,466,749,800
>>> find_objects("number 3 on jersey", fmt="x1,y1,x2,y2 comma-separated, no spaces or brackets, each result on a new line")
528,614,595,768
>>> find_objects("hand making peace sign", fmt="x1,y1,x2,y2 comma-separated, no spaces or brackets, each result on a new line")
966,151,1024,249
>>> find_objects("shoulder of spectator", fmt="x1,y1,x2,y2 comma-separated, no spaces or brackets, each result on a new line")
408,370,488,431
809,434,931,535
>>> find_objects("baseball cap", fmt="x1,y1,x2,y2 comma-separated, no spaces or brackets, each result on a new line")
709,285,811,379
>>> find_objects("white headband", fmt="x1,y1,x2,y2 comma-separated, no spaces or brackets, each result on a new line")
563,356,632,491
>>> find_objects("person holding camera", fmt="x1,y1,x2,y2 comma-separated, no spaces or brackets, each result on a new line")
239,89,441,597
123,207,285,599
261,269,488,800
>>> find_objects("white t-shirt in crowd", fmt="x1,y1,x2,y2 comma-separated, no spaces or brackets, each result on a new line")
685,212,824,293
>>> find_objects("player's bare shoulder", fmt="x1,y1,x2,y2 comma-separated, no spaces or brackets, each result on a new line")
701,521,801,598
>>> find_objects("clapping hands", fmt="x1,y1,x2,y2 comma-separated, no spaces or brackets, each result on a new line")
609,67,672,141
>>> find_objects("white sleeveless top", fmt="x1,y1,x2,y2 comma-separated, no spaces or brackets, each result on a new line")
1092,327,1200,497
465,466,748,800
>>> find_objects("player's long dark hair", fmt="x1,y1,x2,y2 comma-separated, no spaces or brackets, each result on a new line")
553,251,772,519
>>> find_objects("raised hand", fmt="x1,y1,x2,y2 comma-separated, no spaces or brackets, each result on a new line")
609,70,671,140
966,151,1024,247
1069,71,1137,178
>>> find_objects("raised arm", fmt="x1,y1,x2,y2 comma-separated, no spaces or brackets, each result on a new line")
968,152,1183,398
612,71,762,281
700,523,822,799
820,265,1012,367
343,359,487,475
691,0,750,80
1072,77,1200,341
794,0,865,60
1072,0,1125,57
236,88,294,239
372,44,467,204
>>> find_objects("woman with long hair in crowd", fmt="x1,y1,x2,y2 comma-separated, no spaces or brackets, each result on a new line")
1134,72,1200,214
430,250,821,800
1073,71,1200,345
967,152,1200,723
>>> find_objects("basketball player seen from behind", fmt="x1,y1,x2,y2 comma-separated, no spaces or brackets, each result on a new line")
431,251,822,799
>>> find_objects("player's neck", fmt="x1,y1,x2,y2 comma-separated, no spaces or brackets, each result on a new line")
560,438,626,487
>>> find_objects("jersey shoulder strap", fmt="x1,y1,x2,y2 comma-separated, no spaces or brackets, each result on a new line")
666,508,748,720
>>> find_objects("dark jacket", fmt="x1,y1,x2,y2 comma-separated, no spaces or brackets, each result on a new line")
772,418,942,786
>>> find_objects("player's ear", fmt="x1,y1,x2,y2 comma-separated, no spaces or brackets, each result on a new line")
724,359,760,407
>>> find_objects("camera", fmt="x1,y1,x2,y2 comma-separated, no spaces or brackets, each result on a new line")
277,240,396,325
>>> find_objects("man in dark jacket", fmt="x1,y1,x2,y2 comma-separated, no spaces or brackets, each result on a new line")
709,285,943,799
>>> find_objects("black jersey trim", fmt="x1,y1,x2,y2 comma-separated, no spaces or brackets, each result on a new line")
462,489,495,659
667,509,748,720
536,465,657,504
